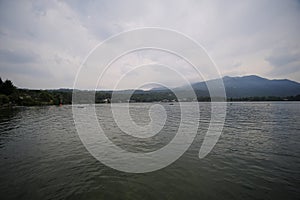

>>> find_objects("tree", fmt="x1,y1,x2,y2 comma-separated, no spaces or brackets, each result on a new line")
39,91,53,102
0,94,9,105
0,80,16,95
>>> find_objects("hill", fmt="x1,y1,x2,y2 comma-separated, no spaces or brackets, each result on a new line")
176,75,300,98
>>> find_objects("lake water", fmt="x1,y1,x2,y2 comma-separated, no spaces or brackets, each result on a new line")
0,102,300,199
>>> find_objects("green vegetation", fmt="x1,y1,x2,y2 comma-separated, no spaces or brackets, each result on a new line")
0,77,300,107
0,77,71,106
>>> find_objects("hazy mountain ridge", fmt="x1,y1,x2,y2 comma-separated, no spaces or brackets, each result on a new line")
159,75,300,98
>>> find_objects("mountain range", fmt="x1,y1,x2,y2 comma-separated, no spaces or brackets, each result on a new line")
152,75,300,98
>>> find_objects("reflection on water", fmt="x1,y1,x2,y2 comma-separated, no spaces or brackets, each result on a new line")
0,102,300,199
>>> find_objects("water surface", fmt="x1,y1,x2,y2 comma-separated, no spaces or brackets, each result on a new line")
0,102,299,199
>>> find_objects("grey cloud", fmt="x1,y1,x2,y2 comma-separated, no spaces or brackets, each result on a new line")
265,46,300,77
0,64,52,78
0,49,38,64
268,61,300,77
1,0,300,89
266,49,300,67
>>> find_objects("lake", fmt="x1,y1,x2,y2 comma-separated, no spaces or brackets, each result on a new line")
0,102,299,199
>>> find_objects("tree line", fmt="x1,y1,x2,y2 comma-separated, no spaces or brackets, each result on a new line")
0,77,300,107
0,78,71,106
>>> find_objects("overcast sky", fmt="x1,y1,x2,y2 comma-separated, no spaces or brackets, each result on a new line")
0,0,300,89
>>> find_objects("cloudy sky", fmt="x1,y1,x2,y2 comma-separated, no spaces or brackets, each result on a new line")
0,0,300,89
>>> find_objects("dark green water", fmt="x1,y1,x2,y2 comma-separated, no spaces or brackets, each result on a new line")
0,102,299,199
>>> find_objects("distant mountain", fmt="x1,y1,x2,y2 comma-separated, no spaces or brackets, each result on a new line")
167,75,300,98
150,86,171,92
